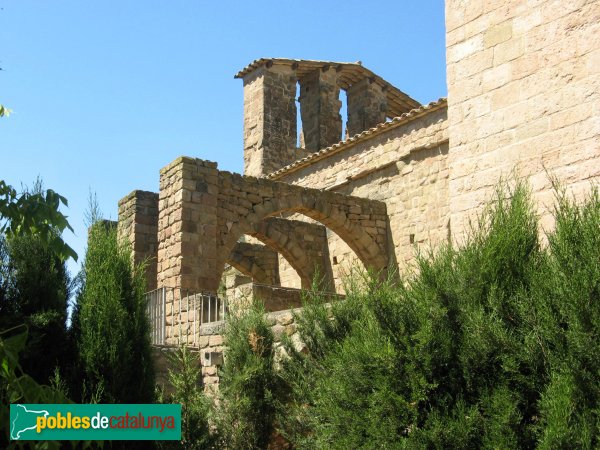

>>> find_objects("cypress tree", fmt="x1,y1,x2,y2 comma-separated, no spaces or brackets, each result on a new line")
73,221,155,403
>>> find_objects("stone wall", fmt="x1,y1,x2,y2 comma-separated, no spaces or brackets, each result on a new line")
347,78,388,137
228,241,280,286
242,65,300,177
273,104,449,286
446,0,600,239
299,67,343,151
158,156,390,295
157,159,219,291
194,306,329,391
117,190,159,290
250,218,334,290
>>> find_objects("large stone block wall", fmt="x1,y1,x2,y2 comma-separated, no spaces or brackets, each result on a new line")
250,218,334,290
275,105,449,286
157,158,219,292
158,156,390,295
446,0,600,239
299,67,343,151
117,190,159,291
242,65,300,177
228,241,280,286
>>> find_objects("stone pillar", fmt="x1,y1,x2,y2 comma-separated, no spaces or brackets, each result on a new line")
299,67,342,151
117,190,159,291
242,64,298,177
157,157,219,292
346,78,388,137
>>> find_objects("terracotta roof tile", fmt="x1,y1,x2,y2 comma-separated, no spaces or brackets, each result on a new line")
235,57,420,116
265,98,448,180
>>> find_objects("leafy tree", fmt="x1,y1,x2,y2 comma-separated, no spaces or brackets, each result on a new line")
0,180,76,261
0,233,72,385
0,180,73,385
0,179,99,449
0,325,102,450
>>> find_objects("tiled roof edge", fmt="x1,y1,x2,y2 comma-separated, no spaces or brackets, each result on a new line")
234,57,359,79
266,97,448,180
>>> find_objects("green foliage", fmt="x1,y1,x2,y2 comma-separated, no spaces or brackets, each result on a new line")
0,105,10,117
215,302,280,449
276,181,600,449
0,180,77,261
0,326,101,450
73,221,154,403
157,346,215,450
0,233,72,385
533,186,600,449
0,179,98,448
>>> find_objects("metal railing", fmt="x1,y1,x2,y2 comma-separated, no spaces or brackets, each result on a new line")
145,287,226,346
146,287,166,346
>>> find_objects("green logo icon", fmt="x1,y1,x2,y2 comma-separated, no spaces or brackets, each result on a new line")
10,404,181,441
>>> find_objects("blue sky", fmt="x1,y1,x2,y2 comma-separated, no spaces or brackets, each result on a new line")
0,0,447,279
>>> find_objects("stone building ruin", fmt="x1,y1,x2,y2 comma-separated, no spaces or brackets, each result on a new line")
116,0,600,388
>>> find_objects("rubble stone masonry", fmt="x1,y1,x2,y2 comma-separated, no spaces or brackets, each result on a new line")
274,104,448,285
118,0,600,392
118,190,159,291
242,65,300,177
157,156,390,294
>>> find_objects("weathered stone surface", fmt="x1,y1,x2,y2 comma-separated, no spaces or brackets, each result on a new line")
299,67,342,151
243,65,300,177
446,0,600,241
227,242,280,286
118,190,159,291
347,78,388,137
249,218,334,290
275,107,449,290
156,157,390,294
117,0,600,402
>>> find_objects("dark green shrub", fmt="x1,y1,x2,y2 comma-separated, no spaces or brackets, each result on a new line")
277,181,600,449
532,187,600,449
215,302,280,449
0,233,72,386
157,345,214,450
73,222,154,403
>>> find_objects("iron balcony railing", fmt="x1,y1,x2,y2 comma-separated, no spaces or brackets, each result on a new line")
145,287,226,346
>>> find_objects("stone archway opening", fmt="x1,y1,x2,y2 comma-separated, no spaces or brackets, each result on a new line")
157,157,391,294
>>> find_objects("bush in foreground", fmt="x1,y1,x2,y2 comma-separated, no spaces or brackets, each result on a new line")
215,302,281,450
276,182,600,449
157,345,214,450
72,222,154,404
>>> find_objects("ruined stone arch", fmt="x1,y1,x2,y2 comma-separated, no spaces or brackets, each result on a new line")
226,234,312,288
225,215,337,289
226,243,273,285
157,158,390,293
216,177,389,291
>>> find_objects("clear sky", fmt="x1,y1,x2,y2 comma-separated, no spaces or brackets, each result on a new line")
0,0,447,280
